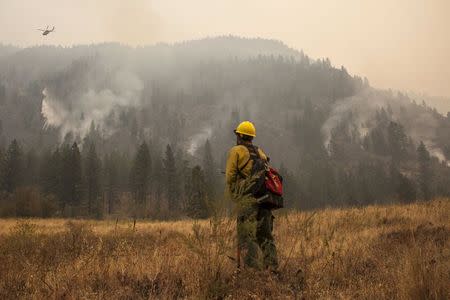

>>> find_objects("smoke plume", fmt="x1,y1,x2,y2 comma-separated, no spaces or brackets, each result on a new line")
321,94,384,149
187,127,212,156
41,58,143,140
322,90,450,164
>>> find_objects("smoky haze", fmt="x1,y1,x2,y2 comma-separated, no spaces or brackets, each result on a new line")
0,0,449,101
1,35,450,215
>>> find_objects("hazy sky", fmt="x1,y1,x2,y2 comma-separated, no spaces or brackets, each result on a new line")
1,0,449,98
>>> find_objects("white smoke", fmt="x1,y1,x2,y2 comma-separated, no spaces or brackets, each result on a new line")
424,142,450,166
41,69,143,140
187,127,212,156
321,93,386,149
321,90,450,164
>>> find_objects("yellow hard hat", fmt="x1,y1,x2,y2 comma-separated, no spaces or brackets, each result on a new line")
235,121,256,137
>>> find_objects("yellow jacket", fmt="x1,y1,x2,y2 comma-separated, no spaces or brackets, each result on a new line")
225,144,268,194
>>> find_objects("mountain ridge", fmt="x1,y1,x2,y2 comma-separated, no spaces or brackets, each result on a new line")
0,36,449,210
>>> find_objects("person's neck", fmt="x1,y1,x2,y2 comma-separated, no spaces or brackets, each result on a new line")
238,140,253,146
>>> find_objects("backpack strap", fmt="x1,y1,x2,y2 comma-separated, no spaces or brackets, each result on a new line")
237,145,260,177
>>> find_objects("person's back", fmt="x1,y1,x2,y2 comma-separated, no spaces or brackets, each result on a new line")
226,144,268,193
225,121,278,270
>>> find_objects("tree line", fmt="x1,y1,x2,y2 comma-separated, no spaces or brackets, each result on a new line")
1,125,448,219
0,138,219,219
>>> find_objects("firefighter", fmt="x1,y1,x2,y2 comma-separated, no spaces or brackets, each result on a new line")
225,121,278,270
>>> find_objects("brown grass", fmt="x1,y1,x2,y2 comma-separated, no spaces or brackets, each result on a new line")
0,199,449,299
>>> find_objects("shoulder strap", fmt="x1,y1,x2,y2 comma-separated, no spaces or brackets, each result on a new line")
237,145,260,176
245,144,260,158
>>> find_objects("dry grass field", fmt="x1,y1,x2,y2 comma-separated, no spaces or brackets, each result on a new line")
0,199,449,299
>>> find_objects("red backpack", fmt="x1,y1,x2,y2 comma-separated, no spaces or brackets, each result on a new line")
266,167,283,196
238,145,284,209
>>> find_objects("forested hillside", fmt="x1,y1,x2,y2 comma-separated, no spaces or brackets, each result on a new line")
1,36,449,218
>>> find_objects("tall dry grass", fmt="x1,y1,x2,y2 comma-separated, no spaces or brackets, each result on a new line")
0,199,448,299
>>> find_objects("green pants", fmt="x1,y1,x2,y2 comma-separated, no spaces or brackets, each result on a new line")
237,204,278,270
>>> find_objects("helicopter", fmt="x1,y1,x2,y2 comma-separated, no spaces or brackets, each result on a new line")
37,26,55,36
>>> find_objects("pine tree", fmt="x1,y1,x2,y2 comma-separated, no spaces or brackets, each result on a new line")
58,144,73,213
84,142,101,217
150,148,163,214
71,142,83,213
2,139,23,193
387,121,408,160
370,126,388,156
83,121,101,151
104,152,119,214
417,141,432,200
163,144,178,212
202,139,216,203
175,149,189,212
186,165,208,218
61,142,82,216
389,162,416,202
40,148,63,203
397,174,416,202
130,142,151,208
24,148,39,186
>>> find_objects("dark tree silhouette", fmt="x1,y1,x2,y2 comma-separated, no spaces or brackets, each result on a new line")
61,142,82,216
130,142,151,208
1,139,23,193
84,142,101,217
163,144,178,212
186,165,208,218
417,141,432,200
